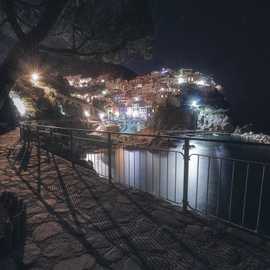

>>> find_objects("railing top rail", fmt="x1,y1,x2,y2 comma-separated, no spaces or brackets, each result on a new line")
190,153,270,166
20,122,270,148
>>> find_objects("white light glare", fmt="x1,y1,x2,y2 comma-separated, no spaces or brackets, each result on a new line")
178,77,186,84
196,80,208,86
84,110,90,117
99,112,105,120
191,100,199,108
11,94,26,116
31,73,39,84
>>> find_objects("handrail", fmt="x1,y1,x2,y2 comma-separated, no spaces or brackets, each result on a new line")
20,122,270,147
19,122,270,239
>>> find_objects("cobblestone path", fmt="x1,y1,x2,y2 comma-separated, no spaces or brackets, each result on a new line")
0,129,270,270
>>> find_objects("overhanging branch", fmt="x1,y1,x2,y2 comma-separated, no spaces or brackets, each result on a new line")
39,39,127,57
2,0,26,40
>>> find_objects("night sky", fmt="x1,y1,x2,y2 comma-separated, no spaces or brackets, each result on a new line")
126,1,270,132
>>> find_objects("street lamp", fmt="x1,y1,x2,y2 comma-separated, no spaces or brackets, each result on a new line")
190,100,200,129
31,72,40,85
84,110,90,117
191,100,199,109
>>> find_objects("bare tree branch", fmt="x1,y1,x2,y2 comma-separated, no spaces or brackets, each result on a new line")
0,17,8,27
39,39,127,57
2,0,26,40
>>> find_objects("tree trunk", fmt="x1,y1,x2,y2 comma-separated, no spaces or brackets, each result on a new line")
0,0,68,113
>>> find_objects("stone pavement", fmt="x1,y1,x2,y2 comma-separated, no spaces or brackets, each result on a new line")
0,129,270,270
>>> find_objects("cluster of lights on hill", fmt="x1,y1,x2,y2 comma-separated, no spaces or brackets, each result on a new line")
10,69,222,133
64,68,222,131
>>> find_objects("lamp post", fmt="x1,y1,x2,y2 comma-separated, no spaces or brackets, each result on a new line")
31,72,40,85
190,100,199,130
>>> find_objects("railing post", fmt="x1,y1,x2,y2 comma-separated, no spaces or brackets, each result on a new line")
19,125,22,141
36,126,41,194
108,132,112,183
70,130,73,162
182,138,190,211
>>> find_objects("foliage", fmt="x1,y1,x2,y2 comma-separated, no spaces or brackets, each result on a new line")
0,0,154,63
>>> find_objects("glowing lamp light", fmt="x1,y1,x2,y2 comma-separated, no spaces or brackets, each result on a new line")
132,111,139,118
31,72,40,84
99,112,105,120
178,77,186,84
11,95,26,116
126,107,132,117
196,80,208,86
84,110,90,117
191,100,199,109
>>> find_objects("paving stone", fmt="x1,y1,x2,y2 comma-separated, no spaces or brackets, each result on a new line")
135,218,156,233
27,206,45,215
23,241,41,265
117,195,131,204
79,200,97,209
86,234,111,249
185,224,202,235
1,131,270,270
123,258,142,270
33,222,63,242
226,227,263,246
28,213,49,225
53,254,96,270
104,247,123,262
151,210,183,228
44,198,57,207
132,236,164,252
55,206,70,213
43,235,84,258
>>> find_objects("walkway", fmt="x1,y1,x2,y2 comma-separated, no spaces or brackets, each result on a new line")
0,130,270,270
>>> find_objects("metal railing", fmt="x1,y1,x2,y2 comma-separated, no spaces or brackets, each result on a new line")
19,123,270,239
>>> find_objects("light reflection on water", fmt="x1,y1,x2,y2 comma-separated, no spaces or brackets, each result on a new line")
85,140,270,235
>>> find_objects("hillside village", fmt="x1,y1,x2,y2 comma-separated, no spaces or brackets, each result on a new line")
10,67,232,133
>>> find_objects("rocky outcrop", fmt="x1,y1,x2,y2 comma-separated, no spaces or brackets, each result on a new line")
235,132,270,144
197,107,234,132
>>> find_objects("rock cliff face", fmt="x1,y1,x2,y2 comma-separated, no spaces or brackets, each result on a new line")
149,104,233,132
150,105,194,130
197,107,234,132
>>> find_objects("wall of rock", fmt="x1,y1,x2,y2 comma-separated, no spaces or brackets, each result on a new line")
197,106,234,132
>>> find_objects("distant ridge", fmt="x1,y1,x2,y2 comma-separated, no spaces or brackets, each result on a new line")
40,54,137,80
